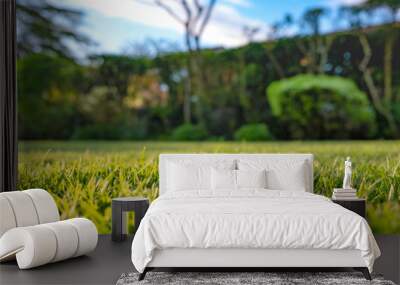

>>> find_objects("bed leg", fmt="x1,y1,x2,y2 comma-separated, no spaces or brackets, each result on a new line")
354,267,371,280
138,268,148,281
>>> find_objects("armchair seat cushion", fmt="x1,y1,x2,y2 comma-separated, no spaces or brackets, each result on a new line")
0,189,98,269
0,218,98,269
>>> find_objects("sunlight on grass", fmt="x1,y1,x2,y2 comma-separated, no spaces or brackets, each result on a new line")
18,141,400,234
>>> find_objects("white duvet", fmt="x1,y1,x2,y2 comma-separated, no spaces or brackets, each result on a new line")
131,190,380,273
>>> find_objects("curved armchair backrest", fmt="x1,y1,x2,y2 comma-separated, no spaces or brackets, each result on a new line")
0,189,60,237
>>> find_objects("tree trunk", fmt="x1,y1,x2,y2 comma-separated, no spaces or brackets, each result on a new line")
264,45,285,79
358,33,398,136
183,61,192,124
296,38,316,74
309,37,318,74
193,35,206,125
183,27,193,124
383,32,393,104
318,36,334,74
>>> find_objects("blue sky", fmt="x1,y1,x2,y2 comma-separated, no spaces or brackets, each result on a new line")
60,0,364,55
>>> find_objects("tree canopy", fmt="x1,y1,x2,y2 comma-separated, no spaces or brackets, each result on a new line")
17,0,91,58
16,1,400,140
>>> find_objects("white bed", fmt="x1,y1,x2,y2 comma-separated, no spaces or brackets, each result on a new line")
131,154,380,280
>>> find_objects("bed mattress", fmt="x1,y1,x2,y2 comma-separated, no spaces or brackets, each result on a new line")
131,190,380,273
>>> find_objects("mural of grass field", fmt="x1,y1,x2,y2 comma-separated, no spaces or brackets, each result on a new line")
18,141,400,234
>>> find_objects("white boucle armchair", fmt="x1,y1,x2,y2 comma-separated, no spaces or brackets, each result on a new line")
0,189,98,269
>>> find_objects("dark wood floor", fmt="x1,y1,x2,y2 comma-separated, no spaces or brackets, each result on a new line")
0,235,134,285
1,235,399,285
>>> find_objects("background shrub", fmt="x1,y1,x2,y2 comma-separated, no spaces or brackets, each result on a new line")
72,119,148,140
267,75,377,139
171,124,208,141
234,123,272,141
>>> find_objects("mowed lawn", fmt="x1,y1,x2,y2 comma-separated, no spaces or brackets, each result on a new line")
18,141,400,234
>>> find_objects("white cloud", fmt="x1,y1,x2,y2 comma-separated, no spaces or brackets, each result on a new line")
62,0,182,32
203,3,269,46
61,0,269,48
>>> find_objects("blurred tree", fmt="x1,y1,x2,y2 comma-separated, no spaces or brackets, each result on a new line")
122,38,180,58
17,53,85,139
16,0,91,59
126,69,169,109
243,25,260,43
137,0,217,124
298,7,334,74
78,86,121,124
341,1,400,136
363,0,400,23
264,15,292,78
338,6,367,28
16,1,400,140
302,7,329,36
87,55,151,105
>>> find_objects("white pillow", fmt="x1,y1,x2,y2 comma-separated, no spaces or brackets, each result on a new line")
237,169,267,189
238,159,308,191
211,168,236,190
211,169,267,190
166,159,236,192
167,162,210,191
266,167,306,191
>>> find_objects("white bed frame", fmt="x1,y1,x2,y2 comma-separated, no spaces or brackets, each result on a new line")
140,154,370,280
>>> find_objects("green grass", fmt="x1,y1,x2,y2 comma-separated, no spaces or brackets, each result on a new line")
18,140,400,234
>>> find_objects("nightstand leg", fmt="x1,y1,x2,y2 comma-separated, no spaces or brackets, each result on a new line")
121,211,127,236
112,203,123,242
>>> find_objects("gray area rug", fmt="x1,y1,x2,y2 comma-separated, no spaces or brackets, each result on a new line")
116,272,395,285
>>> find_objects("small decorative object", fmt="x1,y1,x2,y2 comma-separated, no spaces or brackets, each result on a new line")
342,156,352,189
332,157,357,200
332,188,357,200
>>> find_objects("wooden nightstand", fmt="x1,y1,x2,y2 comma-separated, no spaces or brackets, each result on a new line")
112,197,149,242
332,198,366,218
